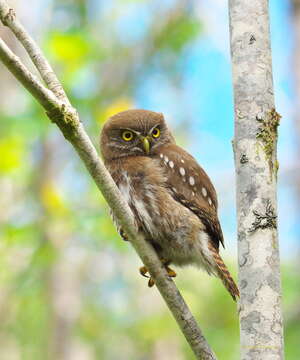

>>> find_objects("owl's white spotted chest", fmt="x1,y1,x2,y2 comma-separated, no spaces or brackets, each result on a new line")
116,163,214,272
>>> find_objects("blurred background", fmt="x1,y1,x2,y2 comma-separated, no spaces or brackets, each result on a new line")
0,0,299,359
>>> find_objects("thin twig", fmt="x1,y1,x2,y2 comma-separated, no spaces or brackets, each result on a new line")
0,2,217,359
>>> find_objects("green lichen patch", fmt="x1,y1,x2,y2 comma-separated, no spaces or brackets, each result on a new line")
47,104,80,140
256,108,281,174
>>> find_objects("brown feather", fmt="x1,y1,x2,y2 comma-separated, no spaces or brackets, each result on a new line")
153,143,225,249
207,242,240,301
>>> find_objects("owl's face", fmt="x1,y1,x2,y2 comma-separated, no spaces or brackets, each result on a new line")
100,109,175,161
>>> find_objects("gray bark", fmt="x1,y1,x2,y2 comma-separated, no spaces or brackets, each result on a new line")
0,1,216,358
228,1,284,359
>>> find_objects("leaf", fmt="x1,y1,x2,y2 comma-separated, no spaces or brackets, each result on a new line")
0,135,23,173
47,31,91,69
96,98,133,124
40,182,68,216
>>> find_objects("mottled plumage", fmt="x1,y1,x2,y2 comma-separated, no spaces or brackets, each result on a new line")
100,109,239,300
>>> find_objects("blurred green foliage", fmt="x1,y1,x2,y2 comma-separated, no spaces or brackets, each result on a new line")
0,0,298,359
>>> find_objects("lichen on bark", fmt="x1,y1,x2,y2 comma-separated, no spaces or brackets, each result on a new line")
249,200,277,233
47,104,80,141
256,108,281,174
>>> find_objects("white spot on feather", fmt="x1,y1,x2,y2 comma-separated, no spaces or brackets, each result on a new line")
189,176,195,186
160,154,163,159
169,160,174,168
181,159,184,163
164,156,169,163
208,197,212,206
202,187,207,197
179,167,185,176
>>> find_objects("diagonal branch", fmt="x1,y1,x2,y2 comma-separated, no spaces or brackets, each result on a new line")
0,2,216,359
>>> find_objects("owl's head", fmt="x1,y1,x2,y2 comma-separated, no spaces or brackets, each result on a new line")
100,109,175,161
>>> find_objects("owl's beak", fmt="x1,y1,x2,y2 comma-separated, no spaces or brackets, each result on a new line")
141,137,150,154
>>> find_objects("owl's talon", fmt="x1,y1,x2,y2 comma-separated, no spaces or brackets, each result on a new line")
120,228,129,241
161,259,176,278
166,266,177,278
148,277,155,287
139,266,150,278
139,262,175,287
161,258,171,266
140,266,155,287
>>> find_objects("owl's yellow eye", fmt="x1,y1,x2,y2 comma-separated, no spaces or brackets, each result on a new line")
122,131,134,141
152,127,160,138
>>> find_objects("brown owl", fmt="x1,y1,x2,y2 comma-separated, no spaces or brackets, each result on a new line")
100,109,239,300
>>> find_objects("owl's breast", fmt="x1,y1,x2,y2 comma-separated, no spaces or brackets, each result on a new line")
116,166,163,239
109,156,212,268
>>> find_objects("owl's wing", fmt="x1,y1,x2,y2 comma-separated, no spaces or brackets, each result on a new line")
158,144,224,250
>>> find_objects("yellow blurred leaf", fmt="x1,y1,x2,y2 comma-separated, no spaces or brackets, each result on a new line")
97,98,133,124
0,136,23,173
48,32,90,68
40,183,67,216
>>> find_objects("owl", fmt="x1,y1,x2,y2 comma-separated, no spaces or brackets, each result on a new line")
100,109,239,300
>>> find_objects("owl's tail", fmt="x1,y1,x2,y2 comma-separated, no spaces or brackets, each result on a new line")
208,242,240,301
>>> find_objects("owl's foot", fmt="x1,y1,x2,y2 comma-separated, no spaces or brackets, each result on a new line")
139,262,177,287
119,228,129,241
165,265,177,278
161,259,177,278
139,266,150,278
139,267,155,287
148,277,155,287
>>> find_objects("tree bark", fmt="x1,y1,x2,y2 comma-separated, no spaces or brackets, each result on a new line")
228,1,284,359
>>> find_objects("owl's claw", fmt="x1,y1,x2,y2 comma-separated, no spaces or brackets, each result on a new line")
139,266,154,286
120,228,129,241
148,278,155,287
165,266,177,278
139,266,150,278
139,262,177,287
161,259,177,278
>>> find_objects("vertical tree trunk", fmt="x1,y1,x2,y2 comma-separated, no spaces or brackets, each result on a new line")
228,1,284,359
